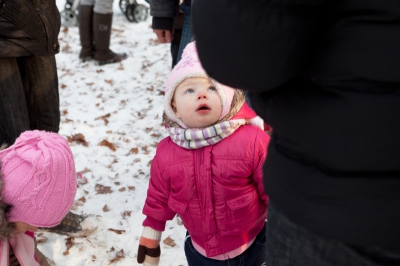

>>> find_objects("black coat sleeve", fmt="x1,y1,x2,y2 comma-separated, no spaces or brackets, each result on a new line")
150,0,180,18
192,0,326,92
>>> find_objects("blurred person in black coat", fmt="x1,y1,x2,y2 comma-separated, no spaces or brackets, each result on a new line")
192,1,400,265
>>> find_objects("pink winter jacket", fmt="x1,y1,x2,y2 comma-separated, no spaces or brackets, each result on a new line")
142,106,270,257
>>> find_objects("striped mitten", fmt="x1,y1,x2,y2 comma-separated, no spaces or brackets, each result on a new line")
137,226,162,266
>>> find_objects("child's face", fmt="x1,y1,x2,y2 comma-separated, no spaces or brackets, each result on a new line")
13,221,38,233
172,77,222,128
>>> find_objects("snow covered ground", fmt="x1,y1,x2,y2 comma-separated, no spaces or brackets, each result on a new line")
37,1,188,265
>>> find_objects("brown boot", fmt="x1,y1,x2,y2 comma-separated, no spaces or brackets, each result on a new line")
93,12,127,65
78,5,94,62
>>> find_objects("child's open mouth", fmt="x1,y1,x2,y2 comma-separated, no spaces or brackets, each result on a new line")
196,104,211,112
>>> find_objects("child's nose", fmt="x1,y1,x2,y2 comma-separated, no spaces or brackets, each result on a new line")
197,91,207,99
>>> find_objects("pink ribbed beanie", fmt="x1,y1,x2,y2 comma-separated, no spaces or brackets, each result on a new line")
0,131,77,227
164,41,236,128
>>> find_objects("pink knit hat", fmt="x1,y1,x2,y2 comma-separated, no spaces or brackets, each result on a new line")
0,131,77,227
164,41,236,128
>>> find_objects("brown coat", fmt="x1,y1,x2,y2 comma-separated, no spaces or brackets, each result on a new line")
0,0,61,58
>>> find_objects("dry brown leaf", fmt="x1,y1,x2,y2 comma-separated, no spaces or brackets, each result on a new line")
95,184,113,194
112,28,124,33
128,186,135,191
62,109,68,115
60,84,67,89
109,249,124,264
121,210,131,219
163,237,176,247
67,133,89,146
105,79,114,85
95,113,111,125
77,168,91,178
86,82,94,86
62,27,68,33
119,187,126,192
37,236,48,243
72,200,83,210
117,64,124,70
62,44,71,53
78,196,86,203
108,228,126,235
151,133,161,138
96,69,104,73
141,146,149,155
145,127,153,133
63,236,75,255
99,139,116,151
59,69,72,79
130,147,139,154
103,205,110,212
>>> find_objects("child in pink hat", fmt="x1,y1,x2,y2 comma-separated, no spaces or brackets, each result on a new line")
0,130,77,265
137,42,270,266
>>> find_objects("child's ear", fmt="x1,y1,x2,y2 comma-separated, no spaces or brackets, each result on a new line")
171,101,181,119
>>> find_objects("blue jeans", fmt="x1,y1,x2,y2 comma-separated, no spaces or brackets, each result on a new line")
177,2,194,62
0,56,60,146
184,223,267,266
267,203,400,266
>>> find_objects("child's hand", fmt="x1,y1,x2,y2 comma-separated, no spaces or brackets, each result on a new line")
137,226,162,265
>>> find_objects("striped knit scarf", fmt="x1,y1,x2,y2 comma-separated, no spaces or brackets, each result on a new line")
166,119,247,149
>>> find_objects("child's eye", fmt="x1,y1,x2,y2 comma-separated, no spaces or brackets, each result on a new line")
186,88,195,94
208,86,216,91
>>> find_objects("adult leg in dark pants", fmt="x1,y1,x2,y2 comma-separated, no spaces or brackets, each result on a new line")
0,58,30,146
266,203,400,266
0,55,59,146
18,55,60,133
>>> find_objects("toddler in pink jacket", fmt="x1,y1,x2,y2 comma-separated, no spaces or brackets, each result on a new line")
137,42,270,266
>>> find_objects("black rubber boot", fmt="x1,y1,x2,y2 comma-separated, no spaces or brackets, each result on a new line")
78,5,94,62
93,12,127,65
